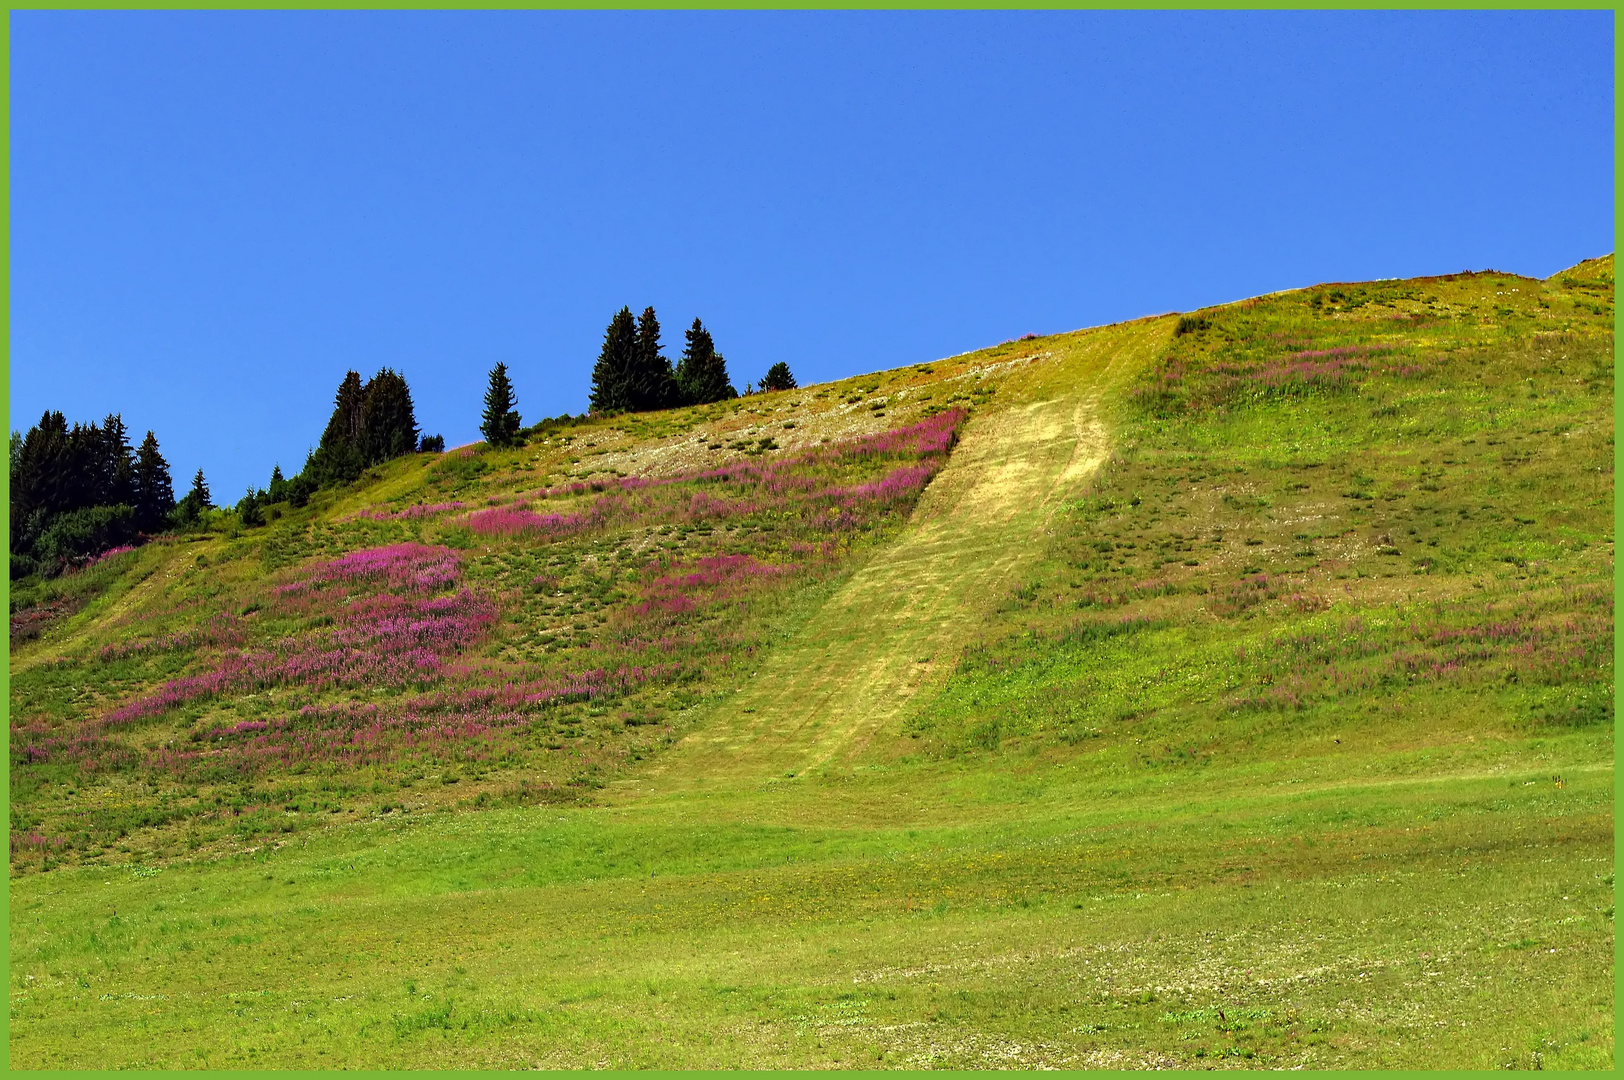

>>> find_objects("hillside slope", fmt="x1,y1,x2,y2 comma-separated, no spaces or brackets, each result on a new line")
8,258,1614,1069
639,316,1172,789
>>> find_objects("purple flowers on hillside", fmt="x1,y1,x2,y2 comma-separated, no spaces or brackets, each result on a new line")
505,409,967,541
309,542,464,591
465,500,621,538
19,410,970,783
1132,320,1438,416
845,410,962,457
635,555,793,616
104,545,494,727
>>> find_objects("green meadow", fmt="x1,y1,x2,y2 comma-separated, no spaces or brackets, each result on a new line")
8,258,1614,1068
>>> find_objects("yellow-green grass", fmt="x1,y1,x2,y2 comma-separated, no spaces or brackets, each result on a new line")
8,259,1614,1068
637,316,1172,790
7,752,1609,1068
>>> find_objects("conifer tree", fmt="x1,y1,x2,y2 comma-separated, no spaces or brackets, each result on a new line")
308,370,367,485
267,464,289,504
675,318,737,405
188,468,211,509
133,431,176,533
174,468,212,525
100,413,137,508
480,363,522,447
237,487,264,527
589,307,639,414
62,420,103,511
631,306,677,410
761,362,797,392
361,368,420,462
11,410,72,531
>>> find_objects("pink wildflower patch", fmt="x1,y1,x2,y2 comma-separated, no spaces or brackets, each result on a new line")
311,543,462,592
843,409,964,458
465,498,622,538
101,543,491,726
634,555,793,616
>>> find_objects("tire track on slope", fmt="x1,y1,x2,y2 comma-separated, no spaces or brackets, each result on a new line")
629,316,1174,792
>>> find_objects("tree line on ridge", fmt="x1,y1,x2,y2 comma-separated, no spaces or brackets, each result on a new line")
11,306,796,578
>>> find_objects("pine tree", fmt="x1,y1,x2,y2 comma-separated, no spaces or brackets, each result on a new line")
631,306,677,410
174,468,212,525
589,307,640,414
267,464,288,504
480,363,522,447
11,411,72,527
63,420,103,512
362,368,420,463
761,362,797,392
133,431,176,533
237,487,264,527
308,370,367,485
675,318,737,405
99,413,137,508
189,468,212,509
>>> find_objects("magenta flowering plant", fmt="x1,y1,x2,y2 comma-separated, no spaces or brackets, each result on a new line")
512,409,967,542
21,410,970,790
631,554,794,617
100,543,492,727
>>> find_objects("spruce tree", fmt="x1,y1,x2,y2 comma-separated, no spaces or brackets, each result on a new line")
675,318,737,405
362,368,420,462
631,306,677,410
63,420,102,512
189,468,211,509
308,370,367,485
480,363,522,447
11,410,72,531
133,431,176,533
174,468,212,524
100,413,137,508
237,487,264,527
589,307,639,414
761,362,797,392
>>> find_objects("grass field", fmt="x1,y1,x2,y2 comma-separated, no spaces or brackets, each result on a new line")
7,258,1614,1068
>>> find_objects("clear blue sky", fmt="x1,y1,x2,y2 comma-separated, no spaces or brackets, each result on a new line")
10,11,1614,501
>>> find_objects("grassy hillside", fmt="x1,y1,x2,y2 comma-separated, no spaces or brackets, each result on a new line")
8,258,1614,1068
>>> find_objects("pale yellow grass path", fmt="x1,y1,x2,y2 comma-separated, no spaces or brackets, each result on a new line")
623,316,1174,796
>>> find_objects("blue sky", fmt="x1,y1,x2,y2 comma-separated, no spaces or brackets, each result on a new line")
10,11,1614,501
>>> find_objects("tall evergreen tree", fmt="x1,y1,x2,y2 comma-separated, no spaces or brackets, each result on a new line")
674,318,737,405
267,464,288,503
133,431,176,533
480,363,522,447
98,413,137,508
589,306,640,414
237,487,264,527
361,368,420,462
300,367,422,486
11,410,72,529
175,468,212,525
307,370,368,485
188,468,212,508
62,420,104,512
631,306,677,410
